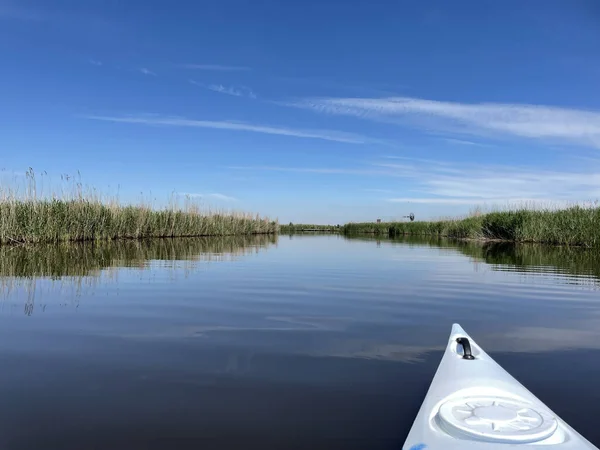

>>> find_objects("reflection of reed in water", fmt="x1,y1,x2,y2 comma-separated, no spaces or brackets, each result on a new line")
0,236,277,315
344,234,600,287
0,235,277,278
2,275,98,316
455,241,600,286
343,234,445,248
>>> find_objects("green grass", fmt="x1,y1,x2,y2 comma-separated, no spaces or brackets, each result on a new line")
279,223,340,233
0,200,278,245
0,169,277,245
343,206,600,247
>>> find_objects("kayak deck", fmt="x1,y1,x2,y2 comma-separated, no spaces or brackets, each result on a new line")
403,324,598,449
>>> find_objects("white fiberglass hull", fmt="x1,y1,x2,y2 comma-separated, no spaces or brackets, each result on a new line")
403,324,598,450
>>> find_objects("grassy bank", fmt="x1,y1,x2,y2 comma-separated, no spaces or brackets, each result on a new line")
0,199,278,245
343,206,600,247
0,170,277,245
279,223,340,233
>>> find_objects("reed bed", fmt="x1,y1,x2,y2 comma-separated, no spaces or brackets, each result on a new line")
279,223,340,233
0,169,277,245
343,206,600,247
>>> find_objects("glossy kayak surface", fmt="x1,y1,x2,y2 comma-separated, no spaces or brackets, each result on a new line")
403,324,598,450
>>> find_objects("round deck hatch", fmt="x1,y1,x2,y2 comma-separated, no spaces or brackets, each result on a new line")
437,396,558,443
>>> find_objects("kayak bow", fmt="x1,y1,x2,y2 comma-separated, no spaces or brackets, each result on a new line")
403,324,598,449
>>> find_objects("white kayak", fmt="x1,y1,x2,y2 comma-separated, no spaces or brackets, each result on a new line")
403,324,598,450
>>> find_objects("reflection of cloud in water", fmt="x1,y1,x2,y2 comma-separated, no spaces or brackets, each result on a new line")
115,312,600,365
5,235,600,367
120,315,354,339
318,341,441,363
484,320,600,354
266,315,353,330
315,319,600,360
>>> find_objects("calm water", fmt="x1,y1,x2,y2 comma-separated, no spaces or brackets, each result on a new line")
1,235,600,449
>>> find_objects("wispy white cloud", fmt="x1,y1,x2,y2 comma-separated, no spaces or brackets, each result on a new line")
180,64,250,71
373,161,464,176
88,58,103,66
227,166,402,176
289,96,600,149
209,84,237,95
84,114,369,144
363,188,393,194
0,2,118,33
179,192,238,202
208,84,256,99
386,197,545,205
230,157,600,207
190,80,257,99
139,67,156,76
207,193,237,202
417,167,600,201
380,159,600,205
439,137,488,147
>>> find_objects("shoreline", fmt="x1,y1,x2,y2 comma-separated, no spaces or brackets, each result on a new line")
0,199,278,246
346,232,596,248
342,206,600,248
2,232,279,247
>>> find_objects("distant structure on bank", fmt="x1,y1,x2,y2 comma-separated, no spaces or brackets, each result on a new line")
376,214,413,223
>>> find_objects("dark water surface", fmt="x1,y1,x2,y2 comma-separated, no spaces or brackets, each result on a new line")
1,235,600,449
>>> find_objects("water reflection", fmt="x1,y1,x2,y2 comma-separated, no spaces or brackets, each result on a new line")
0,235,277,315
1,235,600,448
344,234,600,288
0,235,277,278
457,241,600,281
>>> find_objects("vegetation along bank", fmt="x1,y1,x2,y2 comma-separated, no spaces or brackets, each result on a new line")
279,223,341,233
342,206,600,247
0,170,277,245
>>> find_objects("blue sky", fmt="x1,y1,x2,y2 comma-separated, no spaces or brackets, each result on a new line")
2,0,600,223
